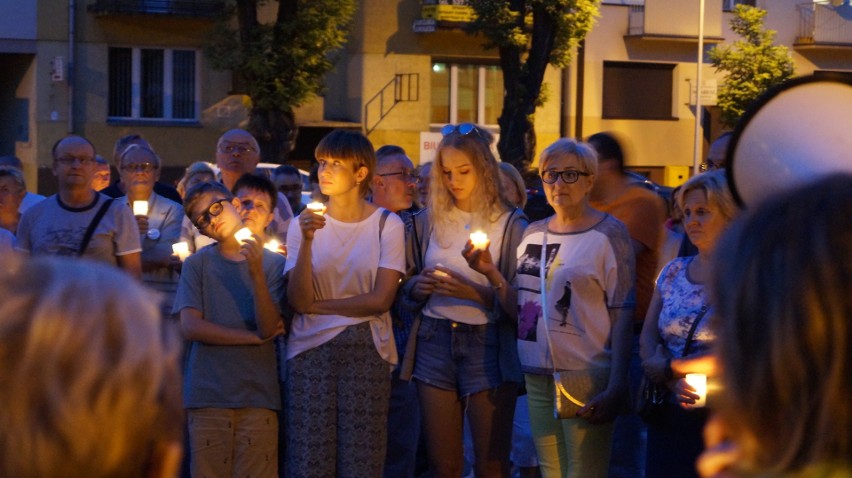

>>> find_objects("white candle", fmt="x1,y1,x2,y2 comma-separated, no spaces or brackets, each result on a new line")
433,262,449,278
264,239,280,252
470,230,489,250
685,373,707,408
133,200,149,216
171,241,190,261
234,227,253,244
306,201,327,215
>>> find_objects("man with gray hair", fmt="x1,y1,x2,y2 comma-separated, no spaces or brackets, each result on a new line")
0,155,44,213
15,135,142,278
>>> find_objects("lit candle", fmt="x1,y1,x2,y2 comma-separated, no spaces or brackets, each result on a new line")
684,373,707,408
171,241,190,261
433,262,449,278
132,200,149,216
306,201,327,215
470,230,489,250
264,239,280,252
234,227,253,244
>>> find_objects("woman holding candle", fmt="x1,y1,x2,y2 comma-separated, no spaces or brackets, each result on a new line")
400,123,528,478
639,170,738,478
488,138,634,478
118,144,184,319
285,129,405,477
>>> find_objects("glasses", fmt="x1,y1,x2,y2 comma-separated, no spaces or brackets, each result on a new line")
541,169,591,185
441,123,482,138
121,162,158,173
378,170,422,184
193,198,229,229
218,143,257,155
56,155,95,166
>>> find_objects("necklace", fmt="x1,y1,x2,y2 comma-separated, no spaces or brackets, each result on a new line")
327,216,365,247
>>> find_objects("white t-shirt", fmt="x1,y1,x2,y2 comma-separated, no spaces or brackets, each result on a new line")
284,208,405,364
422,208,509,325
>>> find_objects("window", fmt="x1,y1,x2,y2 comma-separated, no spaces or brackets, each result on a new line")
602,61,676,120
723,0,756,11
108,47,199,122
430,62,504,126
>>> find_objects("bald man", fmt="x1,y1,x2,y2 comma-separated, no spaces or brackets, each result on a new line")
15,135,142,278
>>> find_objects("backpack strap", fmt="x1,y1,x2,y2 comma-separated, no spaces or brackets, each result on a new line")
78,198,114,256
378,208,391,240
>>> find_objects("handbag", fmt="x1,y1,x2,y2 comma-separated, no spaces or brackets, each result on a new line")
635,303,709,421
539,225,610,419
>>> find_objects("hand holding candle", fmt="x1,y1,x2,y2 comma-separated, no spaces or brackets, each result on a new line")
234,227,253,244
171,241,190,261
469,230,489,250
684,373,707,407
264,239,281,252
306,201,327,215
132,200,149,217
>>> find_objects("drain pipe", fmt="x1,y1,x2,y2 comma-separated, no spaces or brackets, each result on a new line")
67,0,75,133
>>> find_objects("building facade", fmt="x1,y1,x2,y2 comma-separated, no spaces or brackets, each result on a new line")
1,0,850,194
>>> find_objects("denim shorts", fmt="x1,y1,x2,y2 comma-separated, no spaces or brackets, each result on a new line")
412,315,502,396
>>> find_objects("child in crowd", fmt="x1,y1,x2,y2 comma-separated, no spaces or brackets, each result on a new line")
173,181,286,477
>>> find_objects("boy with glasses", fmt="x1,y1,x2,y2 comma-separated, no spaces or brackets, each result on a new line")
173,181,286,478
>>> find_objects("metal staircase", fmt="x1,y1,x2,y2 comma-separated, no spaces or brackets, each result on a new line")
364,74,419,134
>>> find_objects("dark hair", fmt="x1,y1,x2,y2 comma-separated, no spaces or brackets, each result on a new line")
231,173,278,210
273,165,300,177
315,129,376,197
183,181,233,220
587,132,624,173
0,156,23,170
375,145,406,160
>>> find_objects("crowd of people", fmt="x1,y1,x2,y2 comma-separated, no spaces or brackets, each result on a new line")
0,122,849,478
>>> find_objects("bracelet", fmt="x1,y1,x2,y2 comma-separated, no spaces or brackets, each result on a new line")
664,358,673,380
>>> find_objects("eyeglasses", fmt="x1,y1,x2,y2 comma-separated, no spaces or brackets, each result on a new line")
121,162,158,173
541,169,591,185
378,170,422,184
193,198,229,229
218,143,257,155
440,123,482,138
56,155,95,166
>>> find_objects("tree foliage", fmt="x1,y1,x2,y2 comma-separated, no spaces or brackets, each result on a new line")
467,0,600,171
205,0,356,162
709,5,794,129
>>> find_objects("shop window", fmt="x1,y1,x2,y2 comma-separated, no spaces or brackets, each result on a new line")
602,61,676,120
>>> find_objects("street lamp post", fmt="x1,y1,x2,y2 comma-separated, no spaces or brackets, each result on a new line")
693,0,706,175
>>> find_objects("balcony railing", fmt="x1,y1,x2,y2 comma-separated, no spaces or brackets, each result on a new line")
797,2,852,45
87,0,226,18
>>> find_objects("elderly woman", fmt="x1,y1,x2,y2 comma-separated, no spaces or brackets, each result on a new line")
0,166,26,235
493,138,634,478
118,144,184,319
0,255,183,478
698,175,852,478
639,169,738,478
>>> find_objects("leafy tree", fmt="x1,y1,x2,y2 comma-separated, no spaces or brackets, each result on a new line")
709,5,794,129
205,0,357,162
467,0,600,171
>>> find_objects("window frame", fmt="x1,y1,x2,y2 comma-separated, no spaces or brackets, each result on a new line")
107,46,201,124
429,60,504,129
602,61,678,121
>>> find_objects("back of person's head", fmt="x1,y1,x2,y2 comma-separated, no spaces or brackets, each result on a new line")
586,132,624,173
231,173,278,210
0,155,23,170
712,175,852,474
675,169,738,222
375,145,407,161
498,162,528,209
0,256,182,478
184,181,233,220
315,129,376,198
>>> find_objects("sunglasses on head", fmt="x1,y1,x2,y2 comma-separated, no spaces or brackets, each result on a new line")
440,123,482,138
